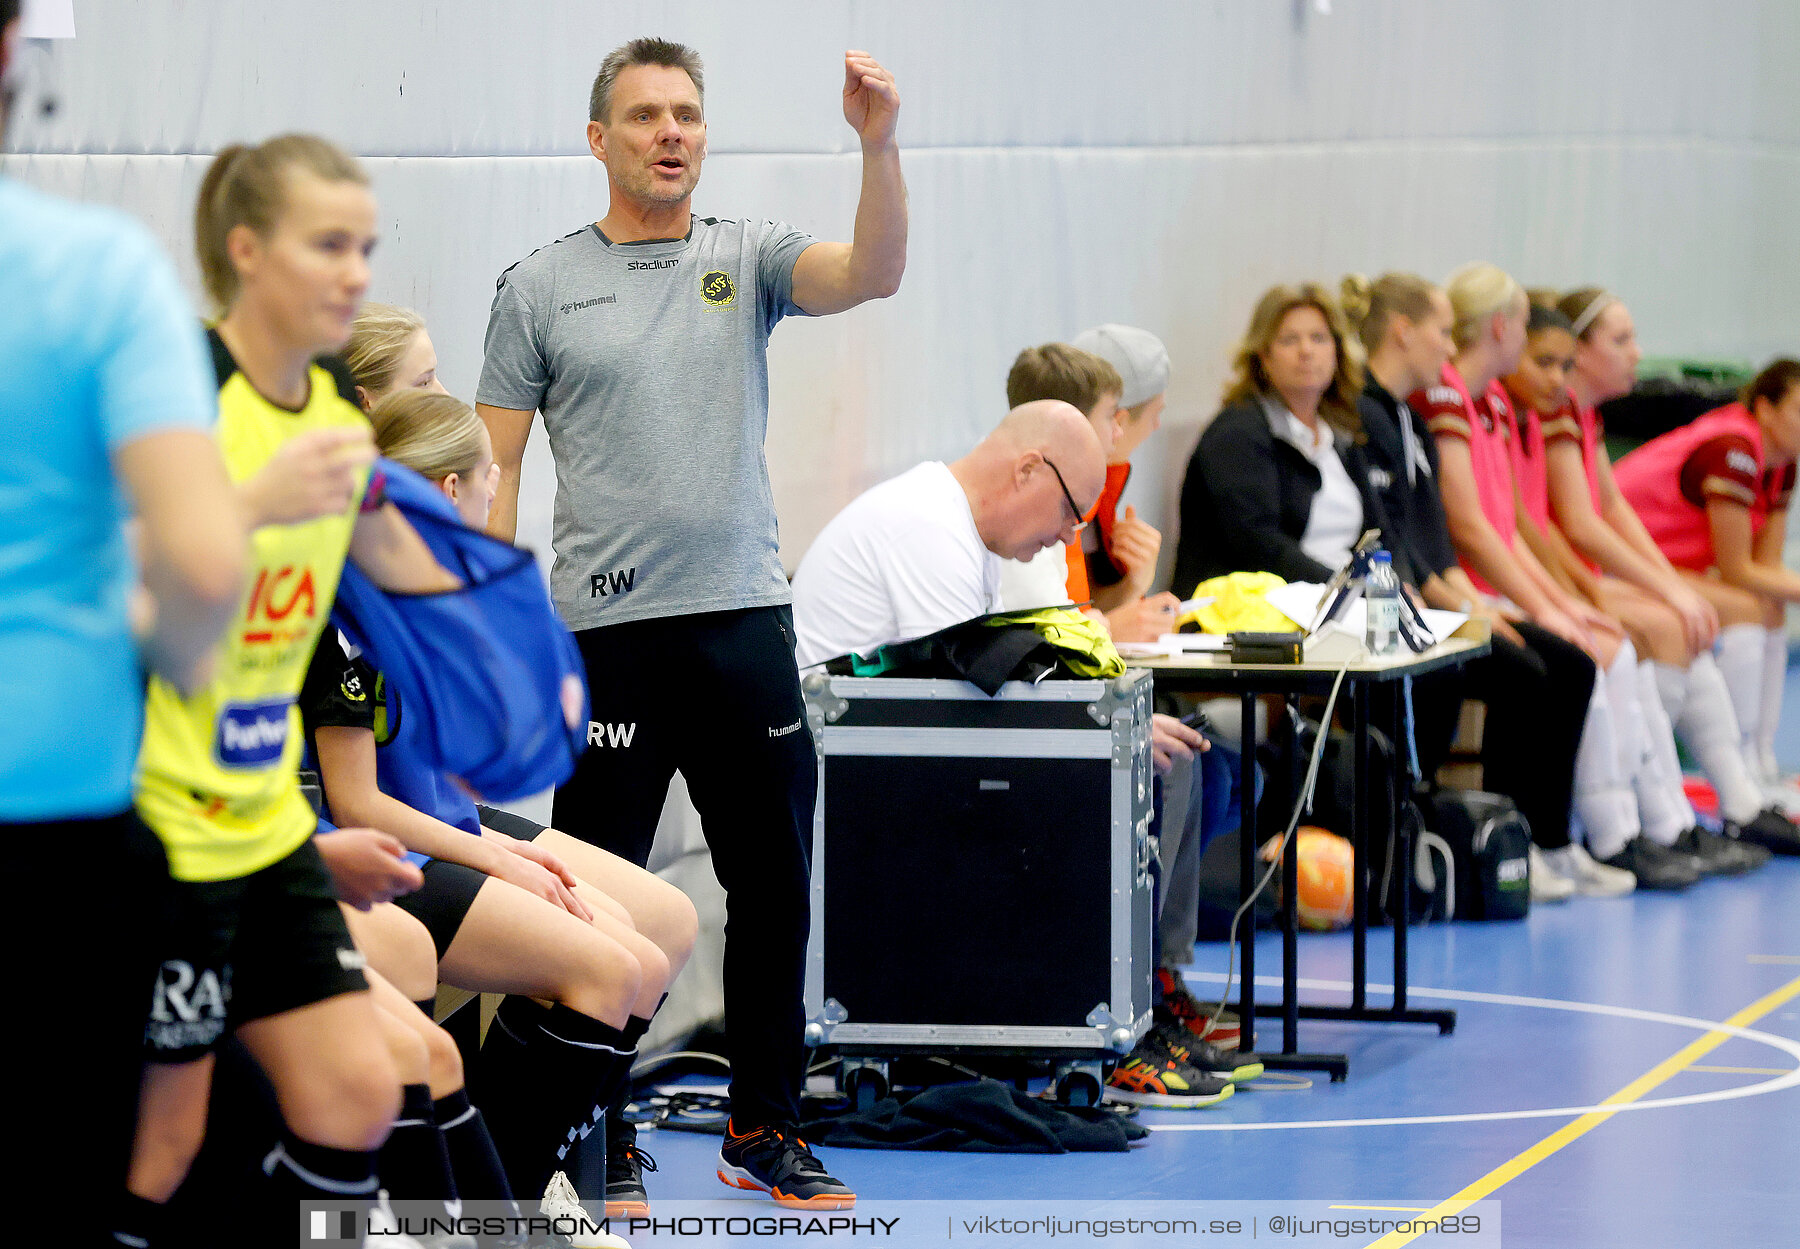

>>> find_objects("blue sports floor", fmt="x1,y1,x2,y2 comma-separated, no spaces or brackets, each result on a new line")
628,662,1800,1248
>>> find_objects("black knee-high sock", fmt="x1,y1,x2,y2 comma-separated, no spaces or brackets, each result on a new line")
378,1083,458,1218
261,1133,380,1215
474,997,633,1202
561,1045,639,1202
604,1015,652,1153
435,1088,518,1218
110,1191,168,1248
549,1006,637,1202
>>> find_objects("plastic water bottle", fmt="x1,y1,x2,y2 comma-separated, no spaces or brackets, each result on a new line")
1364,550,1400,657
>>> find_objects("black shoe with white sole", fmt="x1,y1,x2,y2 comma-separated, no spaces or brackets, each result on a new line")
1674,825,1769,875
1601,836,1700,890
1726,808,1800,857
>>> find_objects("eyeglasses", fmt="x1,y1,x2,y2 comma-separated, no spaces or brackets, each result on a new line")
1042,457,1089,534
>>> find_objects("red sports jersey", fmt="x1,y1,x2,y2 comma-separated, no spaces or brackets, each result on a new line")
1613,403,1797,571
1539,391,1609,525
1508,385,1601,575
1413,362,1514,595
1494,382,1551,531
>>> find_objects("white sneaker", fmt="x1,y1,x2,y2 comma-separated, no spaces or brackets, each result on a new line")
1528,845,1575,903
541,1171,630,1249
1545,844,1636,897
362,1192,428,1249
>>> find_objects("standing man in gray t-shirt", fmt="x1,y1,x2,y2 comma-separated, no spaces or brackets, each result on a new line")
477,36,904,1213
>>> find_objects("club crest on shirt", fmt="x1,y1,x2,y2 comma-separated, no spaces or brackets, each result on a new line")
700,269,736,307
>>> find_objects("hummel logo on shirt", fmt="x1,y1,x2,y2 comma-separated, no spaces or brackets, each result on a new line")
560,295,617,314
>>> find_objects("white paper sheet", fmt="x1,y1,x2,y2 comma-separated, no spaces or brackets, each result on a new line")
1115,633,1231,659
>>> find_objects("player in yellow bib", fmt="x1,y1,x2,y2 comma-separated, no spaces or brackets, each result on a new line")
134,333,374,882
118,135,461,1249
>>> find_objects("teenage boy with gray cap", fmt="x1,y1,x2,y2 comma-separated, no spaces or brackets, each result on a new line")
1069,324,1261,1094
1067,323,1174,628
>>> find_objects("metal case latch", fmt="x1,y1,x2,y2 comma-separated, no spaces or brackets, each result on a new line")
804,996,850,1047
801,673,849,760
1085,1003,1136,1054
1085,672,1139,726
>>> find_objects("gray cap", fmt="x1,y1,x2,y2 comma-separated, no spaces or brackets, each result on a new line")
1071,324,1170,409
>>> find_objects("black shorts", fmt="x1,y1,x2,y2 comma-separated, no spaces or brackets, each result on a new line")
392,857,488,960
146,836,368,1064
9,809,169,1196
389,811,549,959
474,803,547,843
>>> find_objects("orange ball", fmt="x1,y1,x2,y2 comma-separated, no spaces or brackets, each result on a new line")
1260,826,1356,930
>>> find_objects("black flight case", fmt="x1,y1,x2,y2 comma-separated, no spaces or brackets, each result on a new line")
799,670,1156,1107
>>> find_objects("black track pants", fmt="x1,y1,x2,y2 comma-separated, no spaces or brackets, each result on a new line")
1413,622,1595,850
553,605,815,1128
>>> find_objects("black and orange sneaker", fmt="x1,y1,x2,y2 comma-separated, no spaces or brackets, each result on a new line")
717,1119,855,1209
1156,966,1243,1048
603,1128,656,1218
1103,1034,1235,1109
1150,1018,1264,1083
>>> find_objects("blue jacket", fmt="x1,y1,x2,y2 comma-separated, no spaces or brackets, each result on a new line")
329,458,589,805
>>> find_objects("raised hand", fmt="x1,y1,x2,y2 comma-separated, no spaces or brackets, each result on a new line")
1110,505,1163,597
842,50,900,149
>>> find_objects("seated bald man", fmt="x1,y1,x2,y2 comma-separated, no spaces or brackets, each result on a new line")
789,399,1255,1109
791,401,1105,668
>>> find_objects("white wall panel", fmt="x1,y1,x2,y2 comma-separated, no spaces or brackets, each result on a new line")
8,1,1797,590
16,3,1800,155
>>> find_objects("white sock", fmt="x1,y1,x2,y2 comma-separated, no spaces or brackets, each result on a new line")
1574,681,1639,861
1758,626,1787,781
1717,622,1768,760
1603,641,1679,842
1674,653,1764,823
1604,640,1648,776
1636,659,1698,843
1654,661,1689,724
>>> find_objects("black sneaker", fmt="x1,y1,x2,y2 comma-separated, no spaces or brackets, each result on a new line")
1103,1035,1235,1108
603,1116,655,1219
1674,825,1770,875
1601,836,1700,890
1150,1016,1264,1083
718,1119,855,1210
1155,966,1242,1046
1726,808,1800,857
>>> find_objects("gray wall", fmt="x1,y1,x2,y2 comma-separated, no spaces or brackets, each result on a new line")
10,0,1798,582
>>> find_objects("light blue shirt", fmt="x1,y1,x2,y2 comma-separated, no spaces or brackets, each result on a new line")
0,178,216,820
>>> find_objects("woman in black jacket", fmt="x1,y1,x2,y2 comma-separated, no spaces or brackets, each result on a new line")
1173,283,1400,594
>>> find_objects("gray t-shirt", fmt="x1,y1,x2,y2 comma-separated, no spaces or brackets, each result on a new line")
477,216,815,630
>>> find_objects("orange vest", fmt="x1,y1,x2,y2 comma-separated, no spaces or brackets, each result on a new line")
1064,463,1132,603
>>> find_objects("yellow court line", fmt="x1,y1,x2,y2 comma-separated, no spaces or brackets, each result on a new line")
1687,1065,1795,1076
1332,1206,1434,1213
1362,975,1800,1249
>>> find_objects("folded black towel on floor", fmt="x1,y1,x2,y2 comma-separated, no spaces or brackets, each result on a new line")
801,1080,1146,1152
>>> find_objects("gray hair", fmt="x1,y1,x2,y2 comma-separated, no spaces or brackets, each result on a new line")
589,38,705,124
